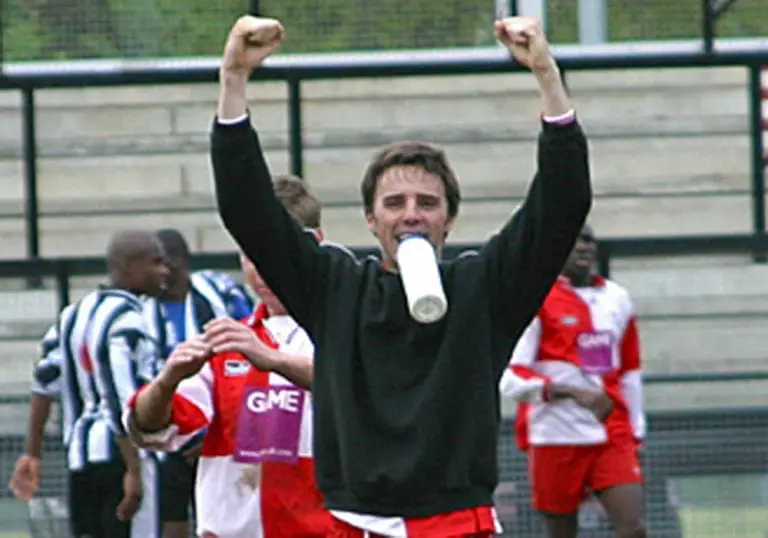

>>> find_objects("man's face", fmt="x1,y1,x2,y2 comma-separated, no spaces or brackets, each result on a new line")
240,254,287,316
563,227,597,281
162,254,185,289
127,241,169,297
365,165,454,266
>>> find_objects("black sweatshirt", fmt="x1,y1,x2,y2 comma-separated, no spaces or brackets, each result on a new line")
211,116,591,518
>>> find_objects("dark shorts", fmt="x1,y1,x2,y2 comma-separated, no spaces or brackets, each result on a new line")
159,452,197,523
68,459,130,538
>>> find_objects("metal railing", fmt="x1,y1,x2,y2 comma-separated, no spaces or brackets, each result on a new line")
0,231,761,313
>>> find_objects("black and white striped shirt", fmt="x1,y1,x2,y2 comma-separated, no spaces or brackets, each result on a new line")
141,270,253,372
140,270,253,458
31,322,64,399
61,289,158,471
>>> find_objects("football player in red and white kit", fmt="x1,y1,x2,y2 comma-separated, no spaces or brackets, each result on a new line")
123,176,334,538
500,224,647,538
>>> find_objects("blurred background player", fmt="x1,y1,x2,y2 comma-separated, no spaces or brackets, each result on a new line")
500,224,646,538
9,322,62,503
144,228,254,538
10,229,168,538
9,319,68,538
77,229,167,538
124,176,333,537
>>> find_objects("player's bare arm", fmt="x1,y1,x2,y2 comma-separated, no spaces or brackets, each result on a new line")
494,17,570,117
131,337,212,434
217,16,284,121
204,318,313,389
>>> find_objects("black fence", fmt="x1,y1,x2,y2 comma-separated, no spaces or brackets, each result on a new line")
0,231,765,315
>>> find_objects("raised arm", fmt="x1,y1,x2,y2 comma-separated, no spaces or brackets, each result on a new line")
485,18,591,343
126,338,215,451
211,16,328,330
204,317,314,389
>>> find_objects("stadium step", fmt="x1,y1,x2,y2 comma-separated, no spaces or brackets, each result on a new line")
0,64,753,258
0,191,759,259
0,124,750,206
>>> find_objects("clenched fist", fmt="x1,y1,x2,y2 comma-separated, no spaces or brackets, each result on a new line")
494,17,556,74
204,318,280,372
222,15,284,75
159,336,213,387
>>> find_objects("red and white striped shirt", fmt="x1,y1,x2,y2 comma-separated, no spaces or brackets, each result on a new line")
500,276,645,449
123,305,332,538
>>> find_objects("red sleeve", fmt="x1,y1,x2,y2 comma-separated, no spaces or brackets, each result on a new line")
127,385,209,435
619,317,641,373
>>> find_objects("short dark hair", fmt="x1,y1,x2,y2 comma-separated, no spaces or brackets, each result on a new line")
155,228,190,260
273,174,322,228
360,141,461,219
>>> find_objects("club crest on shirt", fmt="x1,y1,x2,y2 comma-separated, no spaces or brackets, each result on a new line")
224,359,249,377
560,315,579,326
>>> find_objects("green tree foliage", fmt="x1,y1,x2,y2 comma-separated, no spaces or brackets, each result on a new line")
2,0,766,62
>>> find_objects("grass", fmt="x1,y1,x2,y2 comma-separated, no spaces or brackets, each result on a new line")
0,507,766,537
679,506,768,538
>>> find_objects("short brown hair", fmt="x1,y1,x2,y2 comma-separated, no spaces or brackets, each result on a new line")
360,141,461,219
273,174,322,228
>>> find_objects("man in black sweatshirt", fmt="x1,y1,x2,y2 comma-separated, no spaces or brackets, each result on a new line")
210,14,591,538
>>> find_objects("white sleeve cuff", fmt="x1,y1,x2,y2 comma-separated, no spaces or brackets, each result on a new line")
217,113,249,125
542,109,576,125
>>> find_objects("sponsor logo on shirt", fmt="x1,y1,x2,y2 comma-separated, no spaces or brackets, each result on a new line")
224,360,249,377
245,388,303,414
577,331,613,350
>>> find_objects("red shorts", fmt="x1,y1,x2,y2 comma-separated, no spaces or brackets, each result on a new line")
529,438,644,514
328,506,498,538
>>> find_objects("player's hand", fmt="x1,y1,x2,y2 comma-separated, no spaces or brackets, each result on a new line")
159,336,213,387
204,318,279,372
548,384,614,422
116,469,143,521
222,15,284,75
8,454,41,501
494,17,556,74
571,389,614,422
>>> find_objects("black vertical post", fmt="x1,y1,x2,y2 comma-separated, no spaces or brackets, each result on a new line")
287,78,304,179
0,0,4,68
22,87,42,285
597,244,611,279
702,0,715,54
55,260,71,311
249,0,260,15
748,64,766,261
508,0,518,16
